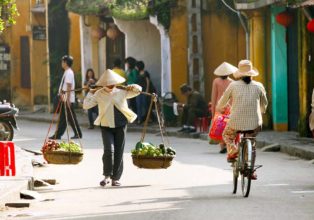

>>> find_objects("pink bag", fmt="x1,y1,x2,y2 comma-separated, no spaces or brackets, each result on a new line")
209,112,229,141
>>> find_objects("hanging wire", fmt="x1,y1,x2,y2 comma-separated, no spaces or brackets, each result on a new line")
220,0,238,14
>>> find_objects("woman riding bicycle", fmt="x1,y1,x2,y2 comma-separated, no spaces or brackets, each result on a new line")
216,60,268,165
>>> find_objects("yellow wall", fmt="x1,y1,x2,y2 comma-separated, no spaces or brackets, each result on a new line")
169,2,246,103
169,5,188,103
31,4,49,107
3,0,32,107
69,12,81,78
0,1,80,109
1,0,50,109
249,10,266,86
202,10,246,101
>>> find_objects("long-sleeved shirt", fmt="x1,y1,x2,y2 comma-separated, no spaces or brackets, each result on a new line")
186,91,207,114
211,77,233,115
216,80,268,130
83,84,142,128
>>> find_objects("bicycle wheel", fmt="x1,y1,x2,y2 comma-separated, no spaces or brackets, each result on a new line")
232,161,239,194
241,139,253,197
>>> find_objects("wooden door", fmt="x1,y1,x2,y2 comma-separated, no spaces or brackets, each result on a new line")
106,31,125,69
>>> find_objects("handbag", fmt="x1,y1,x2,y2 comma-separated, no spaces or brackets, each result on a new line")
209,110,230,141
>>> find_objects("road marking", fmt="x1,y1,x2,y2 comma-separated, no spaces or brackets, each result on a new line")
291,190,314,194
263,184,289,186
13,138,36,142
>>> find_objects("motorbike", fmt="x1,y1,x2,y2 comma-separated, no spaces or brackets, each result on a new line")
0,101,19,141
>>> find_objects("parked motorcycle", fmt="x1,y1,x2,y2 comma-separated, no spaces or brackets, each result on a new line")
0,101,19,141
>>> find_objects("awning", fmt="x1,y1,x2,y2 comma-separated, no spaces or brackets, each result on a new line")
234,0,282,10
290,0,314,8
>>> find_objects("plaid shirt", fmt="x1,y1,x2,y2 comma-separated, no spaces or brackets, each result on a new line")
217,80,268,130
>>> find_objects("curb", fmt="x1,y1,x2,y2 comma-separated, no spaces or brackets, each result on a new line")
0,177,31,207
0,147,34,207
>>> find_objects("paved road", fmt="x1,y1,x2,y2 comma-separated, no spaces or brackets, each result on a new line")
1,120,314,220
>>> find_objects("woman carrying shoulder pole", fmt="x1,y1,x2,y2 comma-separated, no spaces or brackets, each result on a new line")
83,69,142,187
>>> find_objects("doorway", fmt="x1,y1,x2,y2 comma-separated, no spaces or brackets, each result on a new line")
106,27,125,69
287,10,299,131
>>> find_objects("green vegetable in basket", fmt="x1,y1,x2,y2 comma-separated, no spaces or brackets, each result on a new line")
159,144,166,154
166,147,176,155
135,142,155,150
59,141,82,153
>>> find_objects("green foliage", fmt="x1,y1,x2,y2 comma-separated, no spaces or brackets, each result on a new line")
111,0,174,30
147,0,172,30
0,0,19,32
66,0,109,15
66,0,175,30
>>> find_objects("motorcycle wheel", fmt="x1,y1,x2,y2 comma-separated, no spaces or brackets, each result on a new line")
0,121,14,141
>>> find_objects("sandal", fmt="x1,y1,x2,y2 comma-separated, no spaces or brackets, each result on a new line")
219,148,227,154
250,172,257,180
111,180,121,187
99,179,110,187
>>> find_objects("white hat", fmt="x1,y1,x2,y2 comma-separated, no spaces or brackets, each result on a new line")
214,62,238,76
233,60,259,79
96,69,126,86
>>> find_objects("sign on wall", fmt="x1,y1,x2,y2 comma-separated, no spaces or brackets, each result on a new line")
32,25,46,40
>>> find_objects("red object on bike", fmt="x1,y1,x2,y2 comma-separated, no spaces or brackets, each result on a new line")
209,112,229,141
0,141,16,176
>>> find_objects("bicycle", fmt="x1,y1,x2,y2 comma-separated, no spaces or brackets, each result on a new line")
231,130,262,197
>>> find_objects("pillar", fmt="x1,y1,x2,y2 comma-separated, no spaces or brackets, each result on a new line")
270,6,288,131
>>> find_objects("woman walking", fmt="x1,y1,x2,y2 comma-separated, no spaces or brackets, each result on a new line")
83,69,141,186
211,62,237,153
83,68,98,129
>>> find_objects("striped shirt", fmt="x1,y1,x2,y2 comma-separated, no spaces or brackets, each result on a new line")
216,80,268,130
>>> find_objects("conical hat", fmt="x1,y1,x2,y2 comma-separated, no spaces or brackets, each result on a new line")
233,60,259,79
214,62,238,76
96,69,126,86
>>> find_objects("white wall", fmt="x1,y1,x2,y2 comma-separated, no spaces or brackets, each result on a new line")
150,16,172,95
114,19,162,94
80,16,93,82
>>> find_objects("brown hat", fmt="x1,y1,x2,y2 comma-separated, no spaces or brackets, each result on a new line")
233,60,259,79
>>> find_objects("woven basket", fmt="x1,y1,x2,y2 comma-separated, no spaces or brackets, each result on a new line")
132,155,174,169
44,150,83,164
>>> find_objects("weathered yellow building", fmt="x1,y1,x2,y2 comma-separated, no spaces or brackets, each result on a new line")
169,0,246,102
0,0,80,111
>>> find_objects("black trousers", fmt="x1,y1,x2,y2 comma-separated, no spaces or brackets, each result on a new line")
54,103,82,138
101,126,126,180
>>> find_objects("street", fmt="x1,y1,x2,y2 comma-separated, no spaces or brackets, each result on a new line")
1,119,314,220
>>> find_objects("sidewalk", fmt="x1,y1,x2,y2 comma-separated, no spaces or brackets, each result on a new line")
18,110,314,161
0,146,33,207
